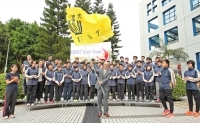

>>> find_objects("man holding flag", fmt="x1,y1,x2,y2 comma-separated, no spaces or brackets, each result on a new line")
95,62,111,117
66,4,113,117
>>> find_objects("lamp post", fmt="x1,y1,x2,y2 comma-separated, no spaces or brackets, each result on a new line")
4,36,10,74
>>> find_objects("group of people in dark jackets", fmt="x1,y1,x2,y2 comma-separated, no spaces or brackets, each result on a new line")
2,54,200,119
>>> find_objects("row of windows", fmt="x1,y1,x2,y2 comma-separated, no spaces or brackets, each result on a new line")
147,0,200,16
148,6,176,33
147,0,158,16
149,15,200,50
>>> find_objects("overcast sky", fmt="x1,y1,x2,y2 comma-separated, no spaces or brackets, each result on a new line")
0,0,142,60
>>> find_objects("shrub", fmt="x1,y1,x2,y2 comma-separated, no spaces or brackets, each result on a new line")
172,76,186,100
0,74,24,100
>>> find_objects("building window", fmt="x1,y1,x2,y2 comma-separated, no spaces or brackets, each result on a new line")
149,35,159,50
147,3,151,10
191,0,200,10
163,6,176,25
147,9,152,16
196,52,200,70
164,26,179,45
153,5,157,12
152,0,157,6
148,16,159,33
147,0,158,16
162,0,172,6
192,15,200,36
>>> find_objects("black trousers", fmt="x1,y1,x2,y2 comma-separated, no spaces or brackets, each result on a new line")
127,84,135,99
73,85,80,100
117,83,125,100
109,86,116,99
186,89,199,112
63,83,72,100
54,84,63,102
159,88,174,113
27,85,37,103
145,85,154,100
90,85,95,99
3,88,18,117
80,84,88,100
136,82,144,99
44,85,54,101
37,81,44,101
23,78,27,95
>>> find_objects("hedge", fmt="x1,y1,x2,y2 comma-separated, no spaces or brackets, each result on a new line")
0,74,24,100
172,76,186,100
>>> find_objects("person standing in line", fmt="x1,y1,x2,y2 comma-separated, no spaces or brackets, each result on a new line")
108,64,117,101
25,61,40,106
183,60,200,117
131,56,138,69
125,65,136,101
54,65,64,103
63,62,73,102
143,65,155,102
141,56,146,67
88,63,97,102
154,60,163,103
71,66,82,102
44,63,55,104
3,64,20,119
116,64,126,101
36,59,45,104
159,59,176,118
134,60,146,102
80,64,89,101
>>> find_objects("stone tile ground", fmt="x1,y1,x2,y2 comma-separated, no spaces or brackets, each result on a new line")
0,96,199,123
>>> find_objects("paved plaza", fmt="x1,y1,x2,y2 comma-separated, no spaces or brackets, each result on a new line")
0,98,200,123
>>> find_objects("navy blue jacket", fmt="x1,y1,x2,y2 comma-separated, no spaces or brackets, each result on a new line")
26,67,39,85
54,70,64,84
108,70,117,86
184,68,200,90
88,70,97,85
63,68,73,83
160,68,172,89
154,66,163,82
134,66,145,83
80,69,89,84
125,70,136,85
116,69,126,84
131,62,137,69
45,70,55,85
72,71,82,85
143,70,154,86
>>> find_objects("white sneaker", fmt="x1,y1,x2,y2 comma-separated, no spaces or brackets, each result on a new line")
3,116,8,120
64,100,67,103
27,103,30,106
151,100,155,103
146,100,149,102
31,103,35,106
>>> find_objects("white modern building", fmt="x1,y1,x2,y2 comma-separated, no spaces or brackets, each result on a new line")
139,0,200,72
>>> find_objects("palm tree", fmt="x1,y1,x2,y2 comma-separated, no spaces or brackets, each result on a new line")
150,39,188,62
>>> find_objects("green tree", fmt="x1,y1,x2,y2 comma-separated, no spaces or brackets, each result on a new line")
10,22,40,63
36,0,71,60
150,40,189,62
92,0,106,14
74,0,93,14
106,3,122,60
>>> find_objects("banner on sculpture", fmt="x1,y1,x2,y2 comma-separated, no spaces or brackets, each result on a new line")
70,42,112,61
